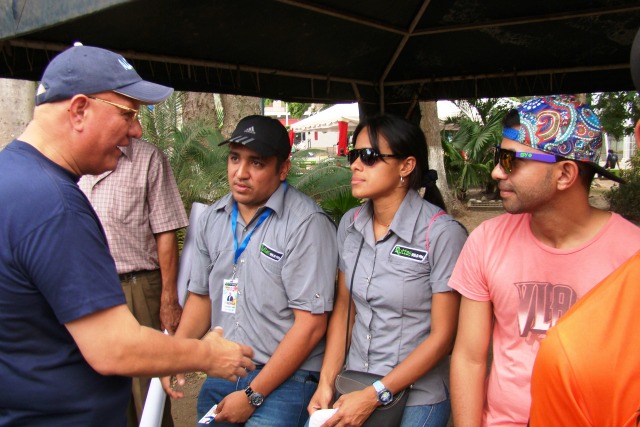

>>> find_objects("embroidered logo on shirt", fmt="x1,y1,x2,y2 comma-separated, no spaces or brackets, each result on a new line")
390,245,427,263
260,243,283,262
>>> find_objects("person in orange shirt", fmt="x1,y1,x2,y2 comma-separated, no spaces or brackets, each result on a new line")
529,251,640,426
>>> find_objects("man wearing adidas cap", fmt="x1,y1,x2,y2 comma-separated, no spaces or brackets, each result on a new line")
449,94,640,426
0,44,254,426
163,115,338,426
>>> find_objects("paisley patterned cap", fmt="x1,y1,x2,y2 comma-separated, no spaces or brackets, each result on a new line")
507,95,602,162
503,95,624,183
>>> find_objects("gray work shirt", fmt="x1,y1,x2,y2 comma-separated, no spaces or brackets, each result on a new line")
337,189,467,406
189,182,338,371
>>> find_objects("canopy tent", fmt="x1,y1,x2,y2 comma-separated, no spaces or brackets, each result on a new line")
291,103,360,153
291,103,360,132
1,0,639,119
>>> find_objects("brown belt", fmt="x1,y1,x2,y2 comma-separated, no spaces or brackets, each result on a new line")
118,269,159,282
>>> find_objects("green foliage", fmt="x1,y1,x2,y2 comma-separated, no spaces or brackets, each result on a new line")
139,92,228,214
587,92,640,141
606,151,640,224
288,102,311,119
443,99,509,198
288,154,361,223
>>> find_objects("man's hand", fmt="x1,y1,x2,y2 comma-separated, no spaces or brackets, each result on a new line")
161,373,186,399
211,390,255,424
202,327,255,381
160,298,182,334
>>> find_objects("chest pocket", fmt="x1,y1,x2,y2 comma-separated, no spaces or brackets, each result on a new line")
256,240,286,277
388,248,432,312
112,185,145,224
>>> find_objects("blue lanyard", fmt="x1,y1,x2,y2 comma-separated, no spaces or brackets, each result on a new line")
231,205,272,265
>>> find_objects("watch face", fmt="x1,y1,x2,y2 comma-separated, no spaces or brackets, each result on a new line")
250,393,264,407
378,390,393,405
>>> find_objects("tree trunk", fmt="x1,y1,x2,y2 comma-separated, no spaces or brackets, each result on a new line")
182,91,217,124
220,95,262,138
0,78,35,150
419,101,461,212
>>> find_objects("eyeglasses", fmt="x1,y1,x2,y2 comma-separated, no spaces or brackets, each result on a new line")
494,146,559,174
88,96,139,122
347,148,400,166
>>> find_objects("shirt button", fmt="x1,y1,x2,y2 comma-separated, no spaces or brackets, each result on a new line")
238,290,242,295
314,293,320,298
240,259,245,263
235,322,239,327
367,334,371,340
364,362,369,368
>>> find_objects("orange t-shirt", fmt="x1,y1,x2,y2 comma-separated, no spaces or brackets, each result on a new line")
530,251,640,426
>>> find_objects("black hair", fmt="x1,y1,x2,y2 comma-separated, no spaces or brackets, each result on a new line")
503,108,520,128
352,113,447,211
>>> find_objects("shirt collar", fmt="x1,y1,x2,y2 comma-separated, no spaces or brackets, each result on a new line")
119,143,133,161
351,189,423,243
391,189,424,242
223,180,288,222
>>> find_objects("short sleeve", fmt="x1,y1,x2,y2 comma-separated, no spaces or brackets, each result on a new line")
448,223,492,301
16,211,124,324
428,217,468,293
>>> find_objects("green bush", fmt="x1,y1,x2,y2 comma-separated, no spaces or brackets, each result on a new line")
606,151,640,225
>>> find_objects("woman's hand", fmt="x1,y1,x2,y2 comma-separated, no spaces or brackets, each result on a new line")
324,387,378,427
307,381,336,416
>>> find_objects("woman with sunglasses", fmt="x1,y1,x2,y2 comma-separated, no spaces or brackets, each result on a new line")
306,114,468,427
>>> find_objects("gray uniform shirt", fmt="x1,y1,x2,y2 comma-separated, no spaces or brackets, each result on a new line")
189,182,338,371
337,189,467,406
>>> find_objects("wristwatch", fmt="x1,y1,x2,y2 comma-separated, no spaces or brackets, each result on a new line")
244,386,265,407
372,380,393,406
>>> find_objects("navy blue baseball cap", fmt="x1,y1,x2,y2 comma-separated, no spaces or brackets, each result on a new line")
35,43,173,106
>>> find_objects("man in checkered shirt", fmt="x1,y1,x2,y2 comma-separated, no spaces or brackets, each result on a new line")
79,137,188,427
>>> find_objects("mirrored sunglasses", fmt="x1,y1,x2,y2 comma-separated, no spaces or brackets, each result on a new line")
494,146,559,174
347,148,400,166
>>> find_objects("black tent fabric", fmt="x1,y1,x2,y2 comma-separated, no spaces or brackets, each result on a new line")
2,0,639,118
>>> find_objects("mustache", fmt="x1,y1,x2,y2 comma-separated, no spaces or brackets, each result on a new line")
232,179,251,188
498,182,513,192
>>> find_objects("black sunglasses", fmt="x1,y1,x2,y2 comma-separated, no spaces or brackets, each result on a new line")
494,146,559,174
347,148,400,166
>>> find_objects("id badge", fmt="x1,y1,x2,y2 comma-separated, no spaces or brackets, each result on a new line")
221,278,238,313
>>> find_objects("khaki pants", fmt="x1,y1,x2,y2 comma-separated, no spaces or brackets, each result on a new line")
121,269,174,427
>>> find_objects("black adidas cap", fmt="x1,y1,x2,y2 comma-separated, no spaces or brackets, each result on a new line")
219,115,291,160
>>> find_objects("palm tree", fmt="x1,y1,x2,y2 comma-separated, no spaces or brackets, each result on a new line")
288,151,361,223
139,92,228,214
443,98,513,199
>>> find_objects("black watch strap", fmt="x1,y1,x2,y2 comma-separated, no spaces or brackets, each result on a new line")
244,386,265,407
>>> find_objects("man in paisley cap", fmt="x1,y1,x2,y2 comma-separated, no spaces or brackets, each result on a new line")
528,28,640,427
448,94,640,427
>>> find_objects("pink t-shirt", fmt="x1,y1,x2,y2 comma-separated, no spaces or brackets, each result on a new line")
450,212,640,427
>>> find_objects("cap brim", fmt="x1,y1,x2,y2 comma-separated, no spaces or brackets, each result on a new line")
592,163,626,184
114,81,173,104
